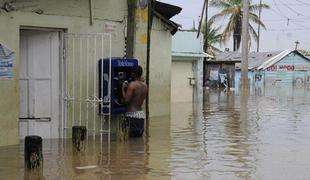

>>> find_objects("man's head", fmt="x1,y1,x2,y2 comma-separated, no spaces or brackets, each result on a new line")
132,65,143,79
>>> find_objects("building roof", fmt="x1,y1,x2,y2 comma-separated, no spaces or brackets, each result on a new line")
172,31,212,60
257,49,310,70
155,1,182,19
215,50,310,70
154,1,182,35
215,51,282,70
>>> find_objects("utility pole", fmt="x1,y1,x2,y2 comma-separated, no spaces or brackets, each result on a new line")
126,0,137,58
197,0,207,38
204,0,209,52
241,0,250,88
257,0,262,52
295,40,300,50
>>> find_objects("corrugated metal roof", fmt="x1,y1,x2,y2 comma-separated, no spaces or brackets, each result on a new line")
257,49,291,70
215,51,282,70
172,52,209,58
257,50,310,70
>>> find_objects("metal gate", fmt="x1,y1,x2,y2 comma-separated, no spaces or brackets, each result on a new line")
62,33,112,139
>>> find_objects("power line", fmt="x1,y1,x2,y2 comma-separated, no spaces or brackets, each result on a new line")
291,21,310,29
295,0,310,6
272,0,284,16
269,3,310,6
277,0,308,17
266,28,310,31
270,0,310,20
269,7,310,28
263,18,307,22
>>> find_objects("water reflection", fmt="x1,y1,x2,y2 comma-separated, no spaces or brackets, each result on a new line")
1,85,310,179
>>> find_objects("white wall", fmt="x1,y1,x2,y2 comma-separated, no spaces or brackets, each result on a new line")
171,61,194,102
149,17,172,117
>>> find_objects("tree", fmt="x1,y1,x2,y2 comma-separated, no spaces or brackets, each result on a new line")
209,0,269,51
202,20,222,55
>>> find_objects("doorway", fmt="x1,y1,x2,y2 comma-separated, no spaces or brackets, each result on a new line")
19,30,61,139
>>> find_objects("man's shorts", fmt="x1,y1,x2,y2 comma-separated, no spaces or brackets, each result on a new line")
125,111,145,137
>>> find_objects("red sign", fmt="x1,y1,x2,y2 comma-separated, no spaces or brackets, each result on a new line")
267,65,294,71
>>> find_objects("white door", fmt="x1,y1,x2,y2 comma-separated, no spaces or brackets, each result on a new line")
171,61,194,102
19,30,60,139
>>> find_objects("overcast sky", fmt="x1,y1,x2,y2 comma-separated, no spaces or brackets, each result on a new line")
159,0,310,52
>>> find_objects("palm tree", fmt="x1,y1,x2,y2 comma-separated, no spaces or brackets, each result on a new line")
201,20,222,55
209,0,269,51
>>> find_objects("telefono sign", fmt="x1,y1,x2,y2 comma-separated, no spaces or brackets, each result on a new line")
117,60,135,67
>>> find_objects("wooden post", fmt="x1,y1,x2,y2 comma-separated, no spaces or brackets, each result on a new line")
72,126,87,151
24,136,43,169
117,116,129,142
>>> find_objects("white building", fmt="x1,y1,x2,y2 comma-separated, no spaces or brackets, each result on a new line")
171,30,206,103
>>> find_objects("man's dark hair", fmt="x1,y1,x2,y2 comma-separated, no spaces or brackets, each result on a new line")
132,65,143,78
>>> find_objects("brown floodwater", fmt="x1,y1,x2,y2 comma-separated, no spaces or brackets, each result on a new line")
1,85,310,179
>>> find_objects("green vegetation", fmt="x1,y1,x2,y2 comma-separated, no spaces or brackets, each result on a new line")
209,0,270,51
202,21,222,55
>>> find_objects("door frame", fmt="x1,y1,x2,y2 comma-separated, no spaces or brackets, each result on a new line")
19,26,66,138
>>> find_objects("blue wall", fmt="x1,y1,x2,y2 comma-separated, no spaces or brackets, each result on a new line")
235,52,310,90
234,70,256,93
263,53,310,84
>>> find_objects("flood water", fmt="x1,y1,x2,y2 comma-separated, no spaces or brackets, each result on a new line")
1,85,310,179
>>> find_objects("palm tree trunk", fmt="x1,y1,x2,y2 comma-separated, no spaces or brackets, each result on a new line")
233,33,241,51
233,17,242,51
233,35,238,51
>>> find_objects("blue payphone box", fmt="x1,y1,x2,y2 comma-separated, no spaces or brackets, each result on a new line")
99,58,138,114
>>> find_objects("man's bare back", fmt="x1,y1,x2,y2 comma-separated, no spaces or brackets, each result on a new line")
124,80,147,112
121,65,148,112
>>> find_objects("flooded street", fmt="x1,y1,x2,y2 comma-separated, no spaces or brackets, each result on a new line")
1,85,310,179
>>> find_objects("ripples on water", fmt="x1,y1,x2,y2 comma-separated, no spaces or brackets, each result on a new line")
1,85,310,179
171,85,310,180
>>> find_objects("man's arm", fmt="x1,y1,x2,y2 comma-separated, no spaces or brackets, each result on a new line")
122,82,134,103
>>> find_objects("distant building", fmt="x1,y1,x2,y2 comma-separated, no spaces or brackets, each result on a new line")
257,50,310,85
204,55,240,89
171,30,207,102
218,51,282,87
215,50,310,88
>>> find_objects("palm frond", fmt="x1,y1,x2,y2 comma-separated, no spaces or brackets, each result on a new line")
201,20,223,54
209,0,268,51
249,4,270,12
248,23,258,42
249,13,266,29
210,0,233,9
209,8,235,23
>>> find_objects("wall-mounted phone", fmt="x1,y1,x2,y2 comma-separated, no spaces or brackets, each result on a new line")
98,58,138,114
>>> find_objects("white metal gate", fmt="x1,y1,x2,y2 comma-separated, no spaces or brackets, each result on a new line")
63,33,112,139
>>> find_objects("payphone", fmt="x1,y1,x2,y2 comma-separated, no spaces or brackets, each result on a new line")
98,58,138,114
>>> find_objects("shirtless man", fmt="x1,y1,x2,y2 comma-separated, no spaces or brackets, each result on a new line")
122,65,148,137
